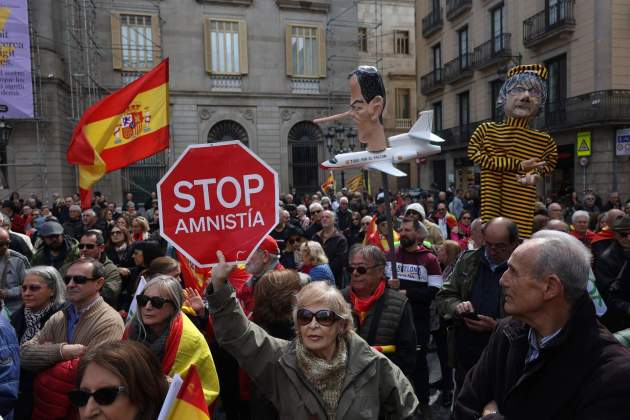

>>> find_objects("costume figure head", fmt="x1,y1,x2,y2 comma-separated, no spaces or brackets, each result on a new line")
348,66,387,152
497,64,548,120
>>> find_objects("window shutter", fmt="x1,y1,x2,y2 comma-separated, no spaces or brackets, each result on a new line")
317,24,326,78
203,18,212,74
285,25,293,76
151,14,161,65
111,13,122,69
238,20,248,75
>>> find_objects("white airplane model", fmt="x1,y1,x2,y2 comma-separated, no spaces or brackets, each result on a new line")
320,110,445,177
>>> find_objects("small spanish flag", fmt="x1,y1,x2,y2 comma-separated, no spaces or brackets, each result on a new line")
320,170,335,193
67,59,170,208
167,364,211,420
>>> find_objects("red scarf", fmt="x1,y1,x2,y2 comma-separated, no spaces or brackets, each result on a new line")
349,280,386,326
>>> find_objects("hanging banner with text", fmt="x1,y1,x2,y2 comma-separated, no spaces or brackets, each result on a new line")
616,129,630,156
0,0,33,118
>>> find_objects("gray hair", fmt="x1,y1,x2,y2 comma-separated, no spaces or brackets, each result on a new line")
134,275,183,339
0,213,9,227
294,281,354,339
572,210,590,224
309,202,323,213
25,266,66,306
529,230,591,303
297,204,307,214
348,244,386,267
339,196,348,205
323,209,336,222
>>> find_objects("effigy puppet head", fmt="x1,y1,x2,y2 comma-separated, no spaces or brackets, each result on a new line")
497,64,548,120
348,66,387,152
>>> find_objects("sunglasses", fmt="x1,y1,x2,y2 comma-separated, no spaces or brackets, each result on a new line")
311,209,322,214
136,294,174,309
78,243,97,250
22,284,42,292
68,386,126,407
64,275,96,285
296,309,342,327
347,265,380,275
288,237,302,244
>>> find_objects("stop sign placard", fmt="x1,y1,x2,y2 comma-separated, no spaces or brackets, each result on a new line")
158,141,279,267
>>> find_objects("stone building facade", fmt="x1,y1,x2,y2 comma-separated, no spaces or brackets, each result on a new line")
415,0,630,201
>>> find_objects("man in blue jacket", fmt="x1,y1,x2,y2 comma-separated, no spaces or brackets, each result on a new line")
0,309,19,420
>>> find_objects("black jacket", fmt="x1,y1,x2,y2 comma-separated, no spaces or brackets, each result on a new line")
312,229,348,287
455,294,630,420
595,241,630,332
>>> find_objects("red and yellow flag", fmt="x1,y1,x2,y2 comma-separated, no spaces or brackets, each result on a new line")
167,364,211,420
67,59,170,208
320,170,335,193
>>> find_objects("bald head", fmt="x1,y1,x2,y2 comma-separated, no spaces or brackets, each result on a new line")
547,202,563,220
545,219,570,233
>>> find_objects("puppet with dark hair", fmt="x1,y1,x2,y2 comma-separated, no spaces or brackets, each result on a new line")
467,64,558,238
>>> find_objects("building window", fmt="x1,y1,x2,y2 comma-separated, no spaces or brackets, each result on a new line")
433,101,443,132
358,27,368,52
432,43,442,70
547,0,566,26
203,18,248,75
545,53,567,104
458,26,469,67
491,4,504,52
490,79,503,120
111,13,160,70
395,88,411,129
208,120,249,145
286,24,326,78
394,30,409,55
458,91,470,127
431,0,440,13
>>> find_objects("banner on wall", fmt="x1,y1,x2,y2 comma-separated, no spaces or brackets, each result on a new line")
0,0,34,118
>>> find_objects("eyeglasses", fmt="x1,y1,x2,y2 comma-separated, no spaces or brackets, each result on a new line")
68,386,126,407
78,243,97,250
296,309,342,327
484,240,510,252
288,237,302,244
22,284,42,292
311,210,322,214
63,275,96,285
347,265,380,275
110,231,122,235
508,86,542,98
0,241,9,247
461,216,471,220
136,294,174,309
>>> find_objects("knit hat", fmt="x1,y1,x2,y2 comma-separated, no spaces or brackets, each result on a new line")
257,235,280,255
405,203,426,219
507,64,549,81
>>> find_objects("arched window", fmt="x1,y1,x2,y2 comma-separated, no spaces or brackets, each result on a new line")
288,121,322,196
208,120,249,145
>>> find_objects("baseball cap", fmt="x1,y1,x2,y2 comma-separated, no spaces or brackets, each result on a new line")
257,235,280,255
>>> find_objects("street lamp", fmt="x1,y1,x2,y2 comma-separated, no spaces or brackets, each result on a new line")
324,124,357,187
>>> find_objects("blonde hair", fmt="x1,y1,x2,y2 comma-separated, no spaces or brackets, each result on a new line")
300,241,328,265
293,281,354,338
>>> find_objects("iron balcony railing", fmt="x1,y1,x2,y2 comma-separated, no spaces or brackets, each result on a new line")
437,120,489,150
473,33,512,70
420,68,444,95
444,53,474,84
532,90,630,131
422,7,443,38
446,0,472,21
523,0,576,48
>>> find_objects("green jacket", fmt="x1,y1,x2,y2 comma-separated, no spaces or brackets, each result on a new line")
437,248,485,319
30,236,80,272
207,284,419,419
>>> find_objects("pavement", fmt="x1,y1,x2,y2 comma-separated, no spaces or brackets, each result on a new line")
427,350,454,420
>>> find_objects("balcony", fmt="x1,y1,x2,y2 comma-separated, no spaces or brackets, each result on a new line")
420,68,444,96
523,0,575,48
291,78,320,95
210,75,242,92
437,120,489,150
276,0,330,13
446,0,472,21
422,8,443,38
473,33,512,70
532,90,630,131
395,118,412,130
444,53,473,84
196,0,253,5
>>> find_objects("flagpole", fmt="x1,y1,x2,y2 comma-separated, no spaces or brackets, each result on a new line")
381,172,397,279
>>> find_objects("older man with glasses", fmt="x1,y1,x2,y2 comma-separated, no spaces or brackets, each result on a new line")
75,230,121,309
342,245,417,384
436,217,520,399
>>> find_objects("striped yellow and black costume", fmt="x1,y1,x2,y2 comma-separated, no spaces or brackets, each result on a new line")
467,64,558,238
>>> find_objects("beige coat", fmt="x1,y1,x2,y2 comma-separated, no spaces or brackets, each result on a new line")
208,284,419,419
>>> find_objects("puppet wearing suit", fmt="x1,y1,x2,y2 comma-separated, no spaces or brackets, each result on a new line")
467,64,558,238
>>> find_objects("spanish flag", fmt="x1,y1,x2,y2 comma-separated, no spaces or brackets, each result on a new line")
320,170,335,193
67,59,170,208
167,364,211,420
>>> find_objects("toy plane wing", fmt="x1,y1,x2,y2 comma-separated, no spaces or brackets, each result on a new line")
367,161,407,177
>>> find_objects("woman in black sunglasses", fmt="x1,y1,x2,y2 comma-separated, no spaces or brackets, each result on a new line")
72,341,167,420
207,251,419,419
124,275,219,408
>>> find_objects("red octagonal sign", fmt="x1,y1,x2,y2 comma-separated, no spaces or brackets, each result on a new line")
158,141,279,267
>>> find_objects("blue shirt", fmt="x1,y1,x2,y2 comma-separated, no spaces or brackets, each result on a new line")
526,327,562,365
66,296,101,342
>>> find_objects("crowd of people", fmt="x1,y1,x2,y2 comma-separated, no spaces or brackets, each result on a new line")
0,186,627,419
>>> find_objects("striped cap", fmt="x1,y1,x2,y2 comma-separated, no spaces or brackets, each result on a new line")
507,64,549,80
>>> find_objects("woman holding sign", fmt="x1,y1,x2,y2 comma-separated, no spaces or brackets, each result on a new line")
124,275,220,407
207,251,419,419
